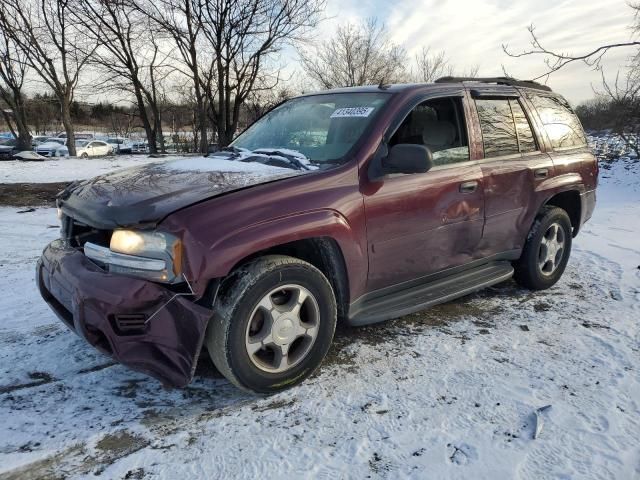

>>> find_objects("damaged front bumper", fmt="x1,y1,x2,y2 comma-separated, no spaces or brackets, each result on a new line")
36,239,212,387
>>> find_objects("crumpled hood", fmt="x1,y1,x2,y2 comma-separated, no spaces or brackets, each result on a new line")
58,156,304,229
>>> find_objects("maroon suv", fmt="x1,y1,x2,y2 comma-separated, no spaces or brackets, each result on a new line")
37,77,597,393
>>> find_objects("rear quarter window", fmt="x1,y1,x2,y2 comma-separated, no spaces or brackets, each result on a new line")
527,93,587,149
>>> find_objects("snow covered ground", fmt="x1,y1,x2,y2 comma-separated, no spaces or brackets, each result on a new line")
0,155,183,183
0,160,639,479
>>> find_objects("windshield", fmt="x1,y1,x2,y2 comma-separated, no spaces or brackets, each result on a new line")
231,92,390,165
76,140,89,147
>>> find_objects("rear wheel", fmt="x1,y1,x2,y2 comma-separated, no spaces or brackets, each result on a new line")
513,206,572,290
206,255,337,394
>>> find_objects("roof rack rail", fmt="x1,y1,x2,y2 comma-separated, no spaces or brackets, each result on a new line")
434,76,552,92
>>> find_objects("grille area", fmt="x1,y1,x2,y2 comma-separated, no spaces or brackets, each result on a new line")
111,314,147,335
61,214,112,249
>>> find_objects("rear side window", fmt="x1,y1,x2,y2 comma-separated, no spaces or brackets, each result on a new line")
527,93,587,149
510,101,537,153
475,99,518,157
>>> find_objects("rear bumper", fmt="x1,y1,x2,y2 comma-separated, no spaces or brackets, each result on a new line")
36,239,212,387
579,189,596,231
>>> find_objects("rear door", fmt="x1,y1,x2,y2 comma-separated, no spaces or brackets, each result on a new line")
468,89,554,257
363,92,485,292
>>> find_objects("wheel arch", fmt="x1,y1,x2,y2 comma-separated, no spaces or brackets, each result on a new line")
213,236,351,322
231,237,349,320
542,189,582,236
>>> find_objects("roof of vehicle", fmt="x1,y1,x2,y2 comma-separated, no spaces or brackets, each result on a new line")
301,77,553,96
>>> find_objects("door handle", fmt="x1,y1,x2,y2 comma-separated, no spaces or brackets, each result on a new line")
459,181,478,193
534,168,549,179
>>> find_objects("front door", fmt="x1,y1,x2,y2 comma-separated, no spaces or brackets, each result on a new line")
363,95,485,292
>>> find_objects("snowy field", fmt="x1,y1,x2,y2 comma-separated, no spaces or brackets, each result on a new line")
0,160,639,479
0,155,184,184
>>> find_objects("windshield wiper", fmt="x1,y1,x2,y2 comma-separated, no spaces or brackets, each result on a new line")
251,149,312,171
217,146,245,158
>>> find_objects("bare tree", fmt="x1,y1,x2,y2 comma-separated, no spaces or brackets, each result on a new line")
0,0,96,156
300,19,407,89
460,64,481,78
140,0,324,150
411,47,453,82
73,0,171,153
599,69,640,157
504,3,640,156
135,0,211,153
503,14,640,81
242,87,292,129
196,0,325,147
0,29,31,150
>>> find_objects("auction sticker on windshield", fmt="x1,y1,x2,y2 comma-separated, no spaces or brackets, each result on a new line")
330,107,375,118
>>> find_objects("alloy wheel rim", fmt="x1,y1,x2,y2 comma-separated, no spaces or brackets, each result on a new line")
538,222,566,276
244,284,320,373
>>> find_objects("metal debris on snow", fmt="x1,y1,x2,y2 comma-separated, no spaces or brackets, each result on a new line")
533,404,552,439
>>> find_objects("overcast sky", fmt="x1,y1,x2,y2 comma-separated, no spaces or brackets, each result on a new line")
78,0,634,106
308,0,634,104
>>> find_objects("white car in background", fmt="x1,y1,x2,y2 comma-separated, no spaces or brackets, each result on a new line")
76,140,113,158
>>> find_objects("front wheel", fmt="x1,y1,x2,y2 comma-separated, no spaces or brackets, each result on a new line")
513,206,573,290
80,152,88,159
206,255,337,394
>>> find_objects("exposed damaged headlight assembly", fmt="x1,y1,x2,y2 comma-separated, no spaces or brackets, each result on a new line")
84,230,183,283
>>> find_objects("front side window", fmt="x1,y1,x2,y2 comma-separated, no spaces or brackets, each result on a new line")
232,92,390,165
527,93,587,149
390,97,470,167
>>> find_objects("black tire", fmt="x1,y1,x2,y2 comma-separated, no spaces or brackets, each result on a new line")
206,255,337,394
513,206,573,290
81,152,88,159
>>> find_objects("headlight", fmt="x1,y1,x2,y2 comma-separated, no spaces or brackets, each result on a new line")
110,230,167,256
84,229,183,283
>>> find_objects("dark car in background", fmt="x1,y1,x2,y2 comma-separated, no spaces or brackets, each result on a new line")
106,138,133,154
0,138,20,160
37,77,597,394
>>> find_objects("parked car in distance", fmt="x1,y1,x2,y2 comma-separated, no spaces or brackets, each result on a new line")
106,137,133,154
57,133,94,141
38,77,597,394
35,138,69,157
32,136,51,147
76,140,113,158
130,139,148,153
0,138,19,160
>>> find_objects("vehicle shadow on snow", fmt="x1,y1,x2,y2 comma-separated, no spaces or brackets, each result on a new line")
326,280,521,362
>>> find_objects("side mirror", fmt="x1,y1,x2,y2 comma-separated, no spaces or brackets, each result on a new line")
383,144,434,175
